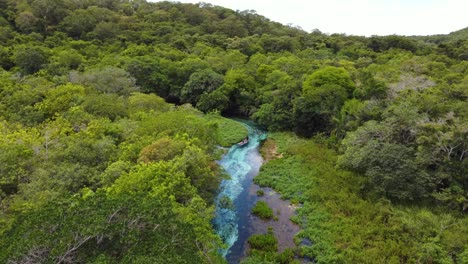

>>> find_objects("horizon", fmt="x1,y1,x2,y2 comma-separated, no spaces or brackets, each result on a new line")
149,0,468,37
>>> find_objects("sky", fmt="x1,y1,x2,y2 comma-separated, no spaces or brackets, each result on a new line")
149,0,468,36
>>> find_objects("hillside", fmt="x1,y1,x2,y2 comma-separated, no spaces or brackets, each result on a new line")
0,0,467,263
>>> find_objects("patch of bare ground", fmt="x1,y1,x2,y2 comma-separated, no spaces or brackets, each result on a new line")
260,139,282,163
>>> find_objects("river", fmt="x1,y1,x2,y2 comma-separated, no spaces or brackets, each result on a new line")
213,121,300,263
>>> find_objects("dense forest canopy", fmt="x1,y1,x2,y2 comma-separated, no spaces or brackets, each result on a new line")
0,0,467,263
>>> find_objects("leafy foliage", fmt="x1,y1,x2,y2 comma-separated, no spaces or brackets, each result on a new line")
205,113,248,147
252,201,274,220
255,133,468,263
248,232,278,253
0,0,466,263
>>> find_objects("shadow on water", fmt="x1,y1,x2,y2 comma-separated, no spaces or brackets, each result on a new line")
213,120,303,264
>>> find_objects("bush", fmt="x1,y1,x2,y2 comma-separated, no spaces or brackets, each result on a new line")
276,248,296,264
252,201,273,219
248,232,277,252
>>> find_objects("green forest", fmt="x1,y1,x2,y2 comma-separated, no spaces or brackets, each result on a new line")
0,0,466,263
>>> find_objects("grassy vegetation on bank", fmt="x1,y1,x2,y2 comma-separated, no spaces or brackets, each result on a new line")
205,113,248,147
254,132,468,263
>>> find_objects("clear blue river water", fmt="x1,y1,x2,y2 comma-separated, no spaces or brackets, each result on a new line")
213,121,265,263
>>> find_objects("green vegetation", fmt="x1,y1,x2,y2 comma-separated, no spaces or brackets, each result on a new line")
206,113,248,147
254,133,468,263
256,189,265,196
0,0,466,263
244,230,298,264
252,200,274,219
248,231,278,253
0,85,243,262
218,195,234,210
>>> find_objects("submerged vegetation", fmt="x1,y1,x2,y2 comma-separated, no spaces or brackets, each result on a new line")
0,0,466,263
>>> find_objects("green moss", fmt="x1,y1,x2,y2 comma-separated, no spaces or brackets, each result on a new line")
256,189,264,196
205,113,248,147
252,201,273,219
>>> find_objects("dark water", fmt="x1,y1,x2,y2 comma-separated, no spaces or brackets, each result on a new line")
213,121,301,264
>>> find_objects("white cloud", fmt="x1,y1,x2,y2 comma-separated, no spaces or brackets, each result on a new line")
148,0,468,36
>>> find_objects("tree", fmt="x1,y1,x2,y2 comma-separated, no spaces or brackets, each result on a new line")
31,0,68,35
196,90,229,113
338,121,436,201
216,14,247,37
15,11,39,33
332,99,382,139
59,9,97,38
353,70,388,99
260,34,299,53
128,92,171,114
174,144,221,201
125,57,170,97
47,49,83,75
303,66,355,96
180,69,224,105
70,67,139,96
0,46,13,70
0,190,216,263
14,46,49,74
35,83,86,118
253,70,298,130
0,129,36,195
205,49,247,73
59,7,115,39
90,22,118,41
81,93,127,121
294,84,349,136
293,66,356,136
218,69,256,115
365,143,434,201
226,36,263,56
293,95,329,136
138,137,186,163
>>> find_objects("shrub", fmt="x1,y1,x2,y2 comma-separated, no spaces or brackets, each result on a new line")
252,201,273,219
248,232,277,252
276,248,296,264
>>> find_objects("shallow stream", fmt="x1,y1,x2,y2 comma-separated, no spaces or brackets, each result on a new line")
213,121,300,263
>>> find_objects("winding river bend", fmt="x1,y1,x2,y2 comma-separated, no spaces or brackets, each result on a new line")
213,121,265,263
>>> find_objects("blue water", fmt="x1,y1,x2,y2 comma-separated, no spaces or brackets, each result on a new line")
213,121,265,262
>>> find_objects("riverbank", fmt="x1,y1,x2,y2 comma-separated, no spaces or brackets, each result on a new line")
249,132,468,263
213,121,265,263
246,186,300,252
238,134,305,264
206,113,249,147
213,121,304,264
